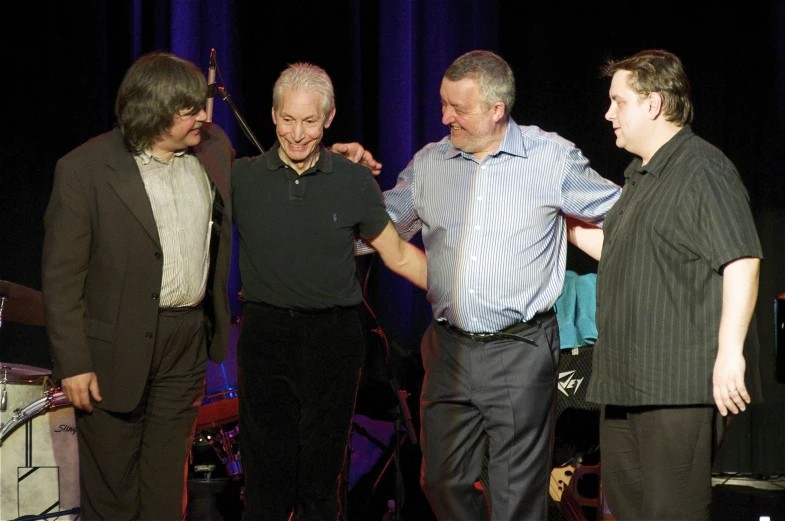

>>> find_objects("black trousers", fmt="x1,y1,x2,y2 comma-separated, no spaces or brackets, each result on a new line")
600,404,714,521
237,302,365,521
76,307,207,521
419,316,560,521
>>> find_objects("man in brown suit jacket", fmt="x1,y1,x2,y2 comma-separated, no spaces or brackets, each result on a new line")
42,51,234,520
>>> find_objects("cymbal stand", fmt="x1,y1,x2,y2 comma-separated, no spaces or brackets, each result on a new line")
0,293,7,329
371,323,417,521
0,294,6,411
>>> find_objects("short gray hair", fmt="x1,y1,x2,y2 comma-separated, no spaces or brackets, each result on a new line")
444,50,515,116
272,62,335,120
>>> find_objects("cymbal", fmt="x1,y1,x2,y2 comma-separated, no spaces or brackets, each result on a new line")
0,280,45,327
0,361,52,379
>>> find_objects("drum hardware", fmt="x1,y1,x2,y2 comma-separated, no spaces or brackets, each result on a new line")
1,364,52,414
0,387,70,445
201,424,242,480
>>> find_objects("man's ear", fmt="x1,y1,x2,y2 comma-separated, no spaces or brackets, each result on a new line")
324,107,337,129
648,92,663,120
491,102,506,124
271,106,277,125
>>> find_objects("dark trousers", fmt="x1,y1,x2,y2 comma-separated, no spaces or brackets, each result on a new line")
76,307,207,521
237,302,365,521
600,404,714,521
419,316,560,521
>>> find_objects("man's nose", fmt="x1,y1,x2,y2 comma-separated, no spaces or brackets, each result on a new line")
442,106,455,126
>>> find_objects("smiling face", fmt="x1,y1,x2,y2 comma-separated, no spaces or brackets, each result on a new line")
272,88,335,173
439,76,505,158
149,107,207,160
605,70,653,157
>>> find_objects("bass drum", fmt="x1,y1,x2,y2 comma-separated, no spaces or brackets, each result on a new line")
0,391,79,521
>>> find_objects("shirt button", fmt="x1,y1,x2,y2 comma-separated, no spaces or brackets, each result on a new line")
145,332,154,339
154,252,162,260
474,225,480,230
295,180,300,184
471,256,476,261
469,289,475,294
481,166,487,170
151,293,159,300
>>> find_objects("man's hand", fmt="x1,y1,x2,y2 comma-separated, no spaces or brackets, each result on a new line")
712,350,749,416
61,372,102,412
330,142,382,175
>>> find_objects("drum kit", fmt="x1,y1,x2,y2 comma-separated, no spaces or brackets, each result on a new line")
189,321,243,483
0,281,244,521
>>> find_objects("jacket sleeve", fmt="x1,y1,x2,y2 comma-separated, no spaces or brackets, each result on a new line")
42,156,94,380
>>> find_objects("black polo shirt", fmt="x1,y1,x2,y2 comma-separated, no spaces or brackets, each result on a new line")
232,143,389,309
587,126,763,406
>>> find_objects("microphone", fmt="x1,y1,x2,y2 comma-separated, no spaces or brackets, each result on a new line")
206,48,217,122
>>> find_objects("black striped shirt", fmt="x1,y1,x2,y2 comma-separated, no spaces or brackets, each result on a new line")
587,126,763,405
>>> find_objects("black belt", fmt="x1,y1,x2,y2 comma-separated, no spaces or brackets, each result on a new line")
247,300,359,317
438,309,555,345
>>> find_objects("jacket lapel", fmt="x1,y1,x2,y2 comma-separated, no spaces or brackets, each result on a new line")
105,128,162,247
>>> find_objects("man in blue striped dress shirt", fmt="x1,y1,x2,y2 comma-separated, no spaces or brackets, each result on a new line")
362,50,620,520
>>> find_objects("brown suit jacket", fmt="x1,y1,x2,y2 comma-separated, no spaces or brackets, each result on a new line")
42,124,234,412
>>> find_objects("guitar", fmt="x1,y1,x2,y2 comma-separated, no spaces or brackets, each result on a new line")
550,463,577,502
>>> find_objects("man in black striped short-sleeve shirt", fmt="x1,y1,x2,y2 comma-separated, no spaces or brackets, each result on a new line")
586,50,763,521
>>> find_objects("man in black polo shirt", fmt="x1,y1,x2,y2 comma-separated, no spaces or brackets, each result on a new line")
586,50,762,520
231,62,427,521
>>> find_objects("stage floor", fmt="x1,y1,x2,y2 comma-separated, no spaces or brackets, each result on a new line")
184,474,785,521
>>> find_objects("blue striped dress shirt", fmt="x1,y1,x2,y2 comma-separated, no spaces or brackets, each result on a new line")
380,118,620,333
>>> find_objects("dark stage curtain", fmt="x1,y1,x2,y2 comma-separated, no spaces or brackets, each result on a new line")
0,0,783,478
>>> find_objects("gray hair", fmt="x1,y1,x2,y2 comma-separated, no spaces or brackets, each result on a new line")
444,50,515,116
272,62,335,120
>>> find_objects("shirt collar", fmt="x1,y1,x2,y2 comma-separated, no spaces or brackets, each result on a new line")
628,124,694,179
135,147,188,165
443,117,527,160
264,142,333,174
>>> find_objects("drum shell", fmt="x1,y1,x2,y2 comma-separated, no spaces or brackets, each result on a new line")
0,392,79,521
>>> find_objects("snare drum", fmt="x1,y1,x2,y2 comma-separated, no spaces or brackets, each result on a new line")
195,323,240,431
0,390,79,521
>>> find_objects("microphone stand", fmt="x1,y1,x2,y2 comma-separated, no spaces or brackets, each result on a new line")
217,86,265,156
364,306,418,521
